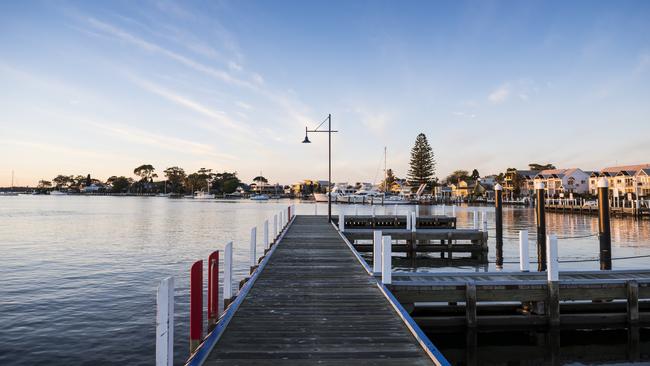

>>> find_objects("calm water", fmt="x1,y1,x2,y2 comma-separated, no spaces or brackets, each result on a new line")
0,196,649,365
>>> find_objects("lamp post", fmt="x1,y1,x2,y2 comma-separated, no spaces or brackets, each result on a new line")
302,114,338,222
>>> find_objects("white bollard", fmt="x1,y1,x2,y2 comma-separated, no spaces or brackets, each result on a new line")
315,203,318,215
373,230,382,273
371,205,376,218
354,204,359,216
519,230,530,272
338,212,345,232
156,277,174,366
273,214,278,239
473,210,478,230
442,204,446,216
263,220,269,249
411,211,417,232
415,204,419,218
452,205,456,217
382,235,392,284
406,211,411,230
482,210,487,232
546,234,559,281
250,227,257,267
393,204,398,216
224,241,233,301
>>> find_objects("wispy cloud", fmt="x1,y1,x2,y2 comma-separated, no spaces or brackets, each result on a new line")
488,83,510,104
453,111,476,118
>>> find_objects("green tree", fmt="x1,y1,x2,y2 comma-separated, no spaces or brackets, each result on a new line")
446,170,470,185
223,179,240,194
471,169,480,180
38,180,52,188
380,169,398,191
407,133,436,187
253,176,268,183
53,175,72,188
164,166,186,193
110,176,131,193
134,164,156,181
529,163,555,171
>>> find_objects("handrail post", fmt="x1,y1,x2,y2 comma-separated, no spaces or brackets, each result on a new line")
250,227,257,269
338,211,345,232
373,230,382,273
546,234,559,327
156,277,174,366
224,242,233,307
207,251,219,331
519,230,530,272
382,235,392,284
273,214,278,240
263,220,269,250
189,260,203,354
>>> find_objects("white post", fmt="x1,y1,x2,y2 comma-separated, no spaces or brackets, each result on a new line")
473,210,478,230
273,214,278,239
224,241,233,301
411,211,417,232
250,227,257,267
354,204,359,216
393,204,398,216
371,205,376,218
373,230,382,273
338,211,345,232
452,205,456,217
382,235,392,284
519,230,530,272
406,211,411,230
156,277,174,366
481,210,487,232
315,203,318,215
442,204,446,216
415,204,419,218
546,234,559,281
263,220,269,249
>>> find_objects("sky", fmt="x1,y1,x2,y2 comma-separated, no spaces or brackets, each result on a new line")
1,0,650,187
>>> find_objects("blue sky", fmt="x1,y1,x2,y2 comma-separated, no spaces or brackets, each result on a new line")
1,0,649,186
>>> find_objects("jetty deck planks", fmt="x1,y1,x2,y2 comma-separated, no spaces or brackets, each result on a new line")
203,215,434,365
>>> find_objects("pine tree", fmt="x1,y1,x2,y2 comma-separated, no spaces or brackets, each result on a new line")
407,133,436,187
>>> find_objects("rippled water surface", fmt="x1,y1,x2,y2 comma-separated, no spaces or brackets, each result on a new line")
0,197,648,365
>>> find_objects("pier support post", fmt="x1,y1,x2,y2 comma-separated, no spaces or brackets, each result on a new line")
224,242,233,308
627,280,639,324
598,178,612,270
263,220,269,250
381,235,392,284
519,230,530,272
354,204,358,216
156,277,174,366
250,227,257,270
495,184,503,267
411,212,417,232
207,251,219,331
546,234,559,327
373,230,382,273
405,211,411,230
338,212,345,232
465,281,477,328
190,260,203,354
472,210,478,230
393,204,398,216
535,182,547,271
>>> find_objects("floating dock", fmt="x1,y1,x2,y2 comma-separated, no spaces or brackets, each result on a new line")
188,215,448,365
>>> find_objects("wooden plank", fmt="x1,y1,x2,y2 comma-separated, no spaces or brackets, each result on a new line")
201,216,437,365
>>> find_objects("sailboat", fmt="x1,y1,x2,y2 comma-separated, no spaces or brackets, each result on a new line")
157,179,172,197
1,170,19,196
194,178,215,199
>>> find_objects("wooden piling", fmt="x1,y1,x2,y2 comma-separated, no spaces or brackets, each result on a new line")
535,182,547,271
495,184,503,267
598,177,612,270
627,280,639,324
465,281,477,328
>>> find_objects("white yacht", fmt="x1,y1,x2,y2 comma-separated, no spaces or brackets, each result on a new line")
50,190,67,196
194,191,215,199
250,194,270,201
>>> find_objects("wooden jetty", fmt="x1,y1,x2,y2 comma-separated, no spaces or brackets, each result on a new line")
188,215,448,366
386,270,650,329
334,215,488,262
544,203,650,218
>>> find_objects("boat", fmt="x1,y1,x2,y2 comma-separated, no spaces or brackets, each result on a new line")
194,191,215,199
250,194,270,201
156,193,172,197
50,190,67,196
0,191,19,196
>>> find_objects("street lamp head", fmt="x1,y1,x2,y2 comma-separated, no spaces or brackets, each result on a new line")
302,127,311,143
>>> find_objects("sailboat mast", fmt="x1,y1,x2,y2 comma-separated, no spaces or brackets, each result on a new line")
384,146,388,196
11,170,14,189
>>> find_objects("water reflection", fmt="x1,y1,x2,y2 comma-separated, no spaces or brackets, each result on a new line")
429,326,650,365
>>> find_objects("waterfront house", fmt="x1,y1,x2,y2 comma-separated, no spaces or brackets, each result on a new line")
534,168,590,197
450,180,475,198
504,169,537,198
589,164,650,198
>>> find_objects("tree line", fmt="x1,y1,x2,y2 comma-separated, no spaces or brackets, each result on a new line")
42,165,242,194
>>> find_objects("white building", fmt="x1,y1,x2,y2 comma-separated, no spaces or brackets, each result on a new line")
534,168,590,197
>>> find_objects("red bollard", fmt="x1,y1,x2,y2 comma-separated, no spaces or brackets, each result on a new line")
189,260,203,354
207,251,219,331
